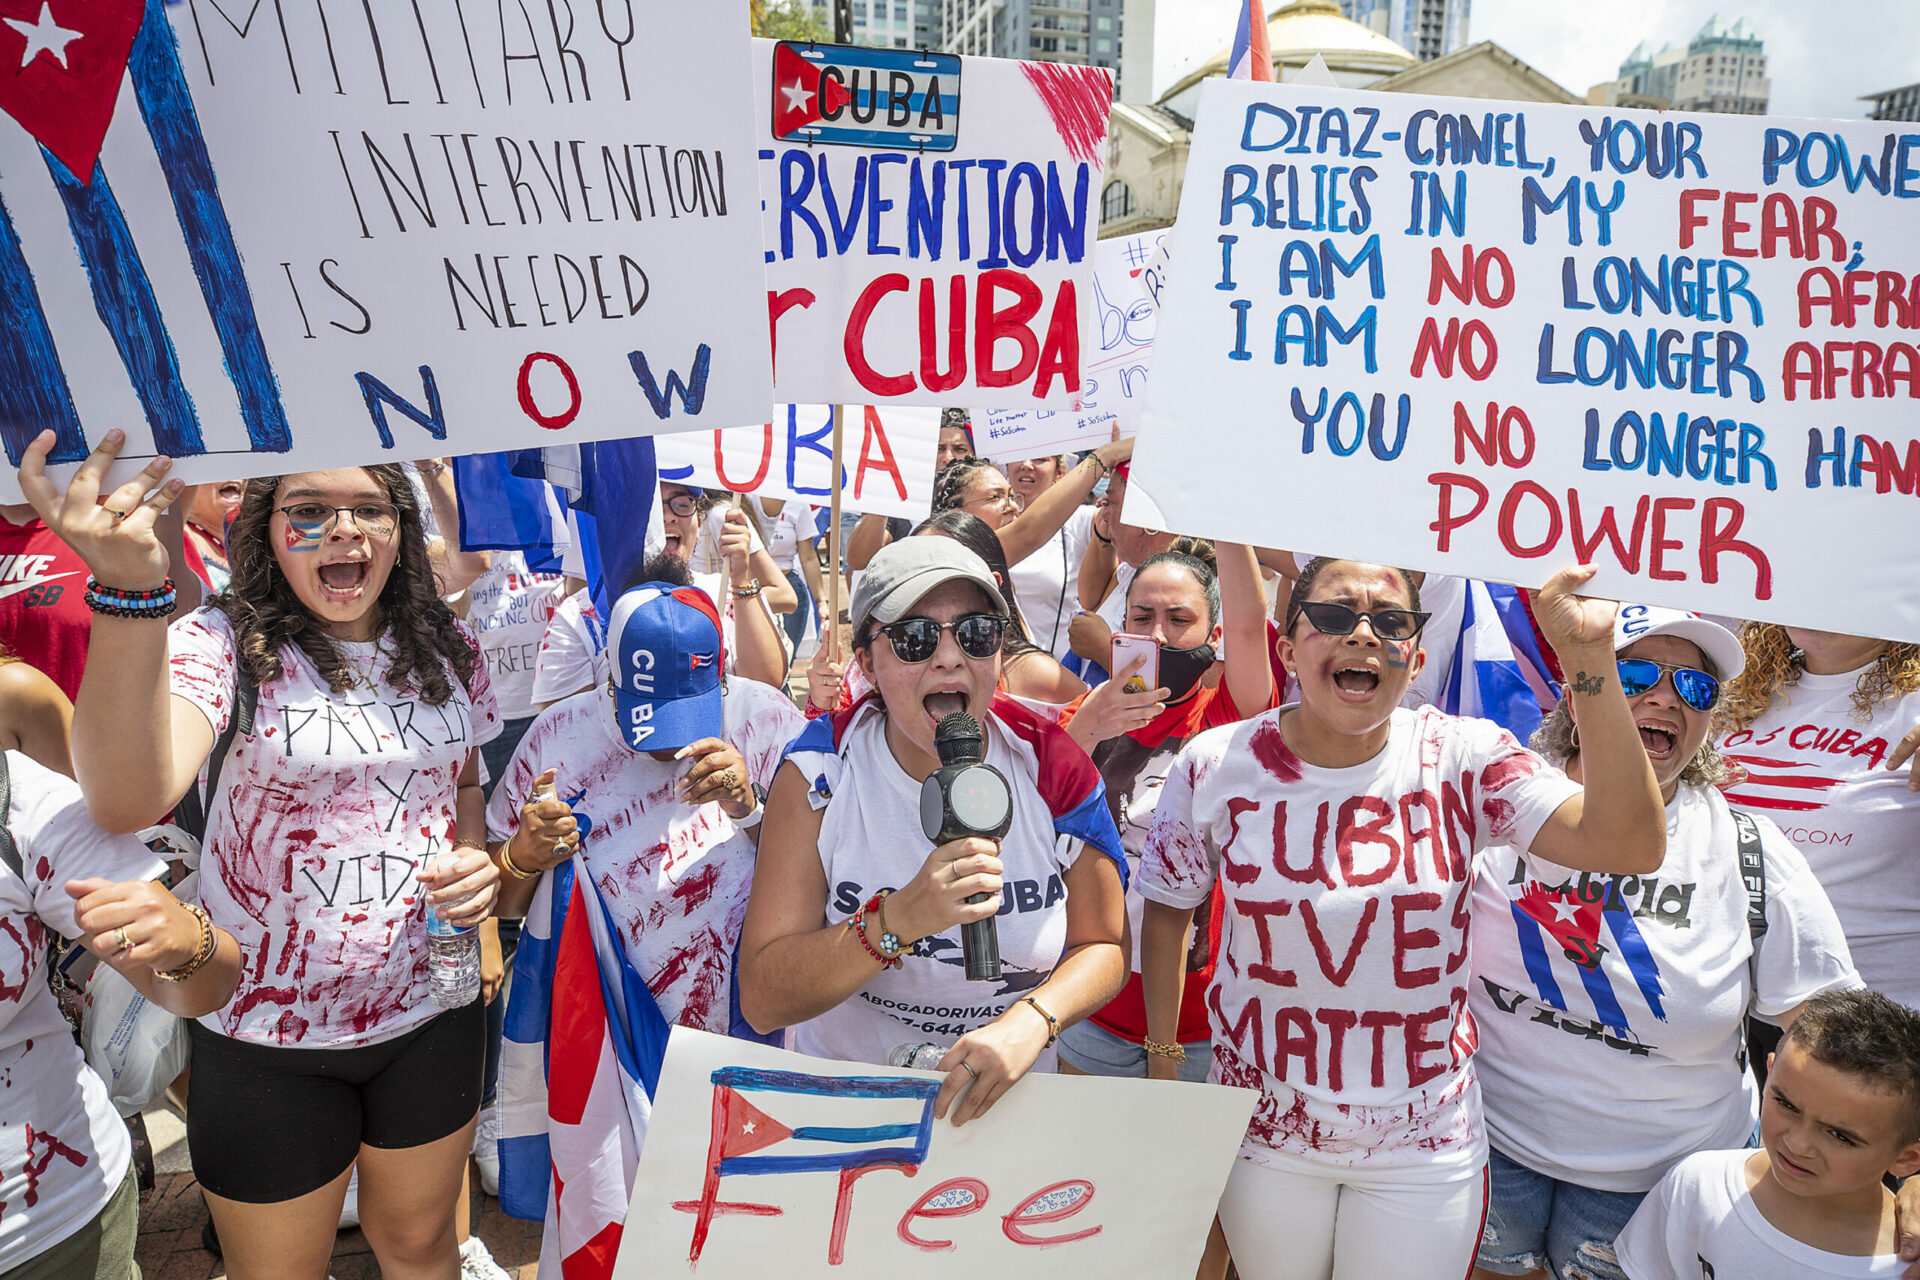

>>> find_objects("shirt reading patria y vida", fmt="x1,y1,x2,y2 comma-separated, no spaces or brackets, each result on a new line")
1141,705,1578,1170
169,608,500,1048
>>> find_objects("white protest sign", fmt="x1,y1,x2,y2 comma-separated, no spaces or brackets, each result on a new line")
0,2,773,502
617,1028,1254,1279
757,40,1112,409
1131,81,1920,641
652,404,941,520
975,232,1163,461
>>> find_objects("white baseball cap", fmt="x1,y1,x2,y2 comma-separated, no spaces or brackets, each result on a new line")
1613,604,1745,680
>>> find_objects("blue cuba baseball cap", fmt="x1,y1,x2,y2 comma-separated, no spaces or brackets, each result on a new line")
607,583,726,753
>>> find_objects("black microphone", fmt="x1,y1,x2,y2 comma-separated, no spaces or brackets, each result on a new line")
920,712,1014,981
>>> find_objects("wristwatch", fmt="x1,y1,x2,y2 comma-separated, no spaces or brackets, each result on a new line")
733,781,768,829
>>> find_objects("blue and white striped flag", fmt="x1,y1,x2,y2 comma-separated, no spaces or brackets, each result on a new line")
1438,580,1558,742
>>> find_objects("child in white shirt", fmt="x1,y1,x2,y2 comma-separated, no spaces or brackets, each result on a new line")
1616,989,1920,1278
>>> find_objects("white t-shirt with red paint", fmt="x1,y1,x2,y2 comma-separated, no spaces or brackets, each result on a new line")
1140,704,1580,1172
486,677,802,1032
1718,669,1920,1007
0,752,165,1269
1471,783,1858,1193
168,608,500,1048
465,552,568,723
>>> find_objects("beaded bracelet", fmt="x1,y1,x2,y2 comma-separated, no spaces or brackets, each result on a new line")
1020,995,1059,1048
84,577,177,620
1142,1037,1188,1062
848,898,902,970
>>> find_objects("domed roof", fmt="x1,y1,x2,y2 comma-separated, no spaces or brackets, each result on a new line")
1160,0,1417,103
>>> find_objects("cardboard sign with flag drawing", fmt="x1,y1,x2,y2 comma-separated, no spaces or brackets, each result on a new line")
757,39,1113,410
616,1028,1255,1278
0,0,773,502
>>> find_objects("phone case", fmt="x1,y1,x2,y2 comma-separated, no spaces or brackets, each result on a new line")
1110,633,1160,694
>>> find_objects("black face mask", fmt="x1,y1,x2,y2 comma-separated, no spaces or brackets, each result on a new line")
1157,642,1217,701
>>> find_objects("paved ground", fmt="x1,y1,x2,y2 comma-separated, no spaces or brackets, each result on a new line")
134,1101,541,1279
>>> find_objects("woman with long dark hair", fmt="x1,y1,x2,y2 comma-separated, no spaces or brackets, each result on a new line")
18,432,503,1280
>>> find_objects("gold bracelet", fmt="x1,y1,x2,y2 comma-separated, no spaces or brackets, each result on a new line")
1142,1037,1188,1062
498,840,537,881
154,902,216,983
1020,995,1059,1048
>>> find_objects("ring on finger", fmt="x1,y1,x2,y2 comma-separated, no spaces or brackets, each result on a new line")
959,1061,979,1080
551,839,570,860
114,927,132,953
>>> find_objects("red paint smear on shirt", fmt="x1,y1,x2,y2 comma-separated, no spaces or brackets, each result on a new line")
1017,61,1112,165
672,863,721,917
1248,720,1303,782
1480,750,1538,792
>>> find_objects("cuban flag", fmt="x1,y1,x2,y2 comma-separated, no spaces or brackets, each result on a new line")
496,855,669,1279
1226,0,1273,82
1509,877,1668,1039
673,1067,939,1265
1438,580,1559,743
782,693,1127,886
451,451,572,574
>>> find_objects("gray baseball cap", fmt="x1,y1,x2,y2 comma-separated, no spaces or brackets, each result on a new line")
852,537,1008,634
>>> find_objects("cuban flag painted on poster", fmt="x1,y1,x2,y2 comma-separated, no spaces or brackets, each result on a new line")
1438,580,1559,743
782,693,1127,887
1508,877,1669,1040
1226,0,1273,82
496,856,668,1279
673,1067,939,1264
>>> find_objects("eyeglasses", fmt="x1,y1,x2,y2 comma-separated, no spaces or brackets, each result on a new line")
1616,658,1720,713
874,613,1007,663
663,493,703,518
274,502,399,539
1289,600,1431,643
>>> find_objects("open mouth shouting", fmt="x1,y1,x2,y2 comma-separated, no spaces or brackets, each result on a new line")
317,558,372,604
1636,717,1681,762
922,688,970,731
1329,662,1381,702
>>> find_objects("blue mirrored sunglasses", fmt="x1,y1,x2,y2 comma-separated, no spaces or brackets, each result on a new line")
1616,658,1719,713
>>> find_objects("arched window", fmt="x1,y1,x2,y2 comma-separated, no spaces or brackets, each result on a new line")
1101,179,1135,223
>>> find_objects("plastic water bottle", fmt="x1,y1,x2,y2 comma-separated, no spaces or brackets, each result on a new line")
426,852,480,1009
887,1043,946,1071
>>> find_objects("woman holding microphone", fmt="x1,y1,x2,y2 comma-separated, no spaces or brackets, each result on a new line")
738,538,1127,1123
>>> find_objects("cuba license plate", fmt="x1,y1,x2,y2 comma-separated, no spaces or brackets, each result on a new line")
771,42,962,152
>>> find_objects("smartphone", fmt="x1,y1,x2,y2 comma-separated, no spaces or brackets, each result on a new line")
1109,633,1160,694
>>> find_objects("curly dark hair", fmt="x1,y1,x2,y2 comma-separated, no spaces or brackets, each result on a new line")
212,465,475,704
1716,622,1920,734
1782,989,1920,1143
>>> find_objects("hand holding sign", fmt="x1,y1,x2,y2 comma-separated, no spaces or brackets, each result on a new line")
17,428,181,590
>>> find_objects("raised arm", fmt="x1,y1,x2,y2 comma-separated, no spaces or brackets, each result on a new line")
418,458,490,596
995,437,1132,567
846,512,893,571
1216,541,1275,716
1524,566,1667,875
18,432,214,831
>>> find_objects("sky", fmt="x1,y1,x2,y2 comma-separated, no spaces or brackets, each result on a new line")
1149,1,1920,120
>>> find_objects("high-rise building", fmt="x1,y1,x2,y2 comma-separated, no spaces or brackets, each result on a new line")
941,0,1126,78
1338,0,1469,62
1863,81,1920,122
810,0,925,48
1603,16,1768,115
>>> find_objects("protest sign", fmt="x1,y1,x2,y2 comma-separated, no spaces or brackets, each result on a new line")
1130,81,1920,641
616,1028,1254,1279
0,0,773,502
653,404,941,520
757,40,1112,410
974,232,1162,461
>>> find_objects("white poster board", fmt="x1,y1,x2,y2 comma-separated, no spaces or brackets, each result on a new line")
975,232,1163,461
756,40,1111,410
0,1,773,501
617,1028,1254,1278
653,404,941,520
1131,80,1920,641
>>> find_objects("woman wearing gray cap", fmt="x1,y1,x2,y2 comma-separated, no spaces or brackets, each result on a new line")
1468,606,1860,1280
739,538,1128,1125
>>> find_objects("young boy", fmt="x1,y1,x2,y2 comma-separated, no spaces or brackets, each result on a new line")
1616,989,1920,1278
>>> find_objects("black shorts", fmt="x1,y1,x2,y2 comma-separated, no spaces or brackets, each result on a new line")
186,1000,484,1203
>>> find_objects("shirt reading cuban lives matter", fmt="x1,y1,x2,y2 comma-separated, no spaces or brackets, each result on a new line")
1140,704,1579,1171
486,677,803,1033
168,608,500,1048
0,753,165,1270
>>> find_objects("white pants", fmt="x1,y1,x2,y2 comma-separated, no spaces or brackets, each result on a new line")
1218,1152,1489,1280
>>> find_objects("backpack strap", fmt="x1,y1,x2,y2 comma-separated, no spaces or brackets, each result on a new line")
174,669,258,841
1732,807,1768,945
0,751,19,880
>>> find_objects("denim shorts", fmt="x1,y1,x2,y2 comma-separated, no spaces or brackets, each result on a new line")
1055,1018,1212,1084
1476,1146,1646,1280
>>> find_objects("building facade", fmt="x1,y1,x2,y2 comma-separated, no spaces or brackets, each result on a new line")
1863,81,1920,122
940,0,1126,75
1601,16,1768,115
1338,0,1469,62
813,0,927,47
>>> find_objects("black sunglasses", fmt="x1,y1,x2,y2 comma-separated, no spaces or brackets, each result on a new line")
1616,659,1720,713
1289,600,1431,643
875,613,1007,663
